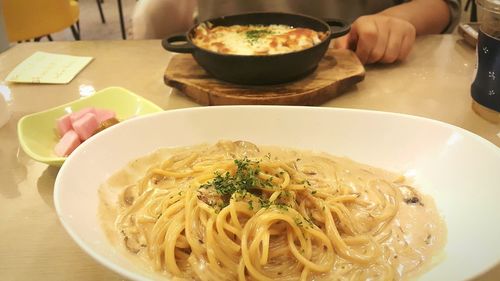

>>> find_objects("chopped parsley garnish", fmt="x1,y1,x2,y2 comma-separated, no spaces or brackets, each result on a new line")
199,158,260,196
259,198,271,208
275,203,289,210
200,158,276,208
304,217,314,226
198,157,306,212
218,201,228,209
211,158,263,195
245,29,273,44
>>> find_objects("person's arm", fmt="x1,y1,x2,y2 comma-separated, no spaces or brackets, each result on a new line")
336,0,451,64
381,0,450,35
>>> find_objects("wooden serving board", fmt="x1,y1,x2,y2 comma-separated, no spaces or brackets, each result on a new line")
164,49,365,105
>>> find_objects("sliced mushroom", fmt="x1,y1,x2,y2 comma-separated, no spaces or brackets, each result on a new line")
124,234,141,254
122,184,138,206
399,185,424,206
233,140,260,155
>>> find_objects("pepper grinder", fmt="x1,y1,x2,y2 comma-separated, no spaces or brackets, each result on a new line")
471,0,500,123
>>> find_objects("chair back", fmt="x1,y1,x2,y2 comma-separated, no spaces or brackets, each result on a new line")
1,0,79,42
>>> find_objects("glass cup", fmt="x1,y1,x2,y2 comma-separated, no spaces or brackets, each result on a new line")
471,0,500,123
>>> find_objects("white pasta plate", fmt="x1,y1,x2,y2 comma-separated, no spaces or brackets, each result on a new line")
54,106,500,281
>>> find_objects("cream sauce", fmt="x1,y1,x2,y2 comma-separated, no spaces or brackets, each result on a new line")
99,141,446,280
192,24,325,55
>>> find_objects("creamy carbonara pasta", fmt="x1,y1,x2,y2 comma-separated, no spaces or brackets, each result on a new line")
99,141,445,281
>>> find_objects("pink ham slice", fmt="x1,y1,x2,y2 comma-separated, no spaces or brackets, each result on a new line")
56,113,73,136
69,107,97,123
54,130,81,157
72,112,99,141
55,107,118,157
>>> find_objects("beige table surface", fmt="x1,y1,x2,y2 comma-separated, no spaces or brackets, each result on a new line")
0,35,499,280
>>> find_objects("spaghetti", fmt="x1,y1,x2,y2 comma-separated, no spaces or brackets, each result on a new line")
99,141,445,281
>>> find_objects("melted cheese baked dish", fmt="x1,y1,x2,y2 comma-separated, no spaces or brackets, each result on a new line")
192,24,327,55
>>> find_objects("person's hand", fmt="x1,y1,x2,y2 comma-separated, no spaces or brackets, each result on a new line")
334,14,416,64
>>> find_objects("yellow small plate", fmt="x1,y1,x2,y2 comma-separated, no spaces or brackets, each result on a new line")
17,87,163,166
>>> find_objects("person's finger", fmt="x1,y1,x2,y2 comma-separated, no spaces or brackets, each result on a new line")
398,28,416,61
380,27,404,63
333,34,349,49
366,20,389,64
353,18,378,64
347,30,358,50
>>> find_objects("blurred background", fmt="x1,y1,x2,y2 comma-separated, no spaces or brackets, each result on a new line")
49,0,136,40
0,0,136,48
0,0,476,48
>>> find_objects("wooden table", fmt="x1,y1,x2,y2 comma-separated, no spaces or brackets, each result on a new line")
0,35,499,280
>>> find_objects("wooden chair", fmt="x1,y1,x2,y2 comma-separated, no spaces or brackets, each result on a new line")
1,0,80,42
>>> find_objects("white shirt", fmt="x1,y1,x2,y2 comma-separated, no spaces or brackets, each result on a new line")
196,0,461,33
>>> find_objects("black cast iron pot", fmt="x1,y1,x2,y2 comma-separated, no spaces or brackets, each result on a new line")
162,12,350,85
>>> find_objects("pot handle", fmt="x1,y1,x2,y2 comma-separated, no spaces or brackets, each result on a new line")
162,34,196,53
325,19,351,39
